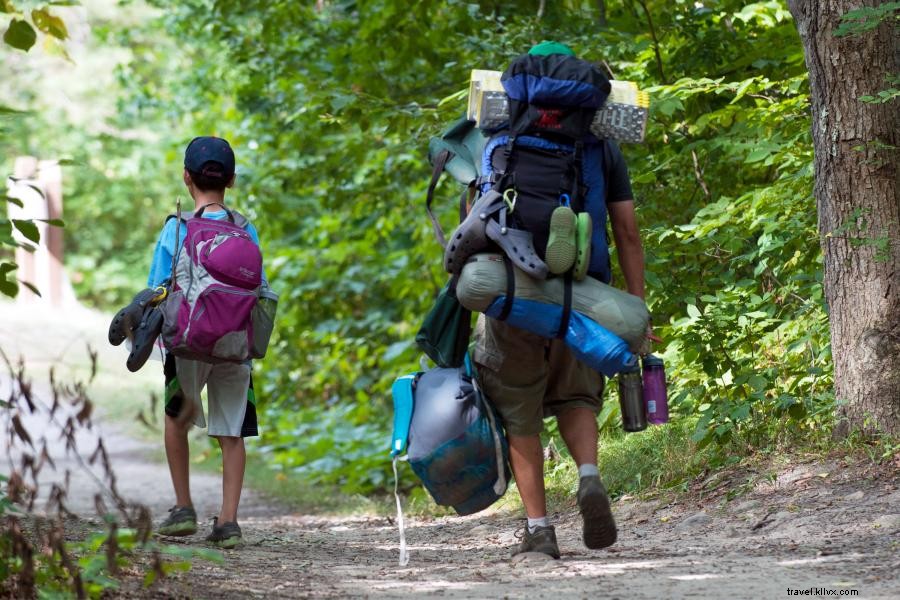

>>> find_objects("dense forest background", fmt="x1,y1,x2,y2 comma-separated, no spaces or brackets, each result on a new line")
3,0,854,496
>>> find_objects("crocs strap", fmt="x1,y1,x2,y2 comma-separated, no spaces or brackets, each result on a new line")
497,255,516,321
557,272,573,339
426,149,454,248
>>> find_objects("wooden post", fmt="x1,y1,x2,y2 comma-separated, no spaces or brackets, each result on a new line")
7,157,74,307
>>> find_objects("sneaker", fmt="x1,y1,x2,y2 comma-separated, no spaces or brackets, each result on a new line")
545,205,577,275
512,524,560,559
578,475,617,549
157,505,197,537
205,517,242,548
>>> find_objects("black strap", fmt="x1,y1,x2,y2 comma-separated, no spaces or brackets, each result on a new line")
194,202,235,223
571,141,584,202
168,208,247,229
426,149,454,248
557,272,573,339
458,185,472,224
497,255,516,321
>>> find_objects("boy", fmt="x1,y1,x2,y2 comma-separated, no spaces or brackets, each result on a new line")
148,136,264,548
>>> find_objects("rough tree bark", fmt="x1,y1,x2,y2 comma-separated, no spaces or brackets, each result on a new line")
787,1,899,435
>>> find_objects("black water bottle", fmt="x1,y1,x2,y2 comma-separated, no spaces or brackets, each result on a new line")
618,363,647,432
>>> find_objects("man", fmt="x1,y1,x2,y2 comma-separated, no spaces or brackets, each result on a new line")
472,42,655,559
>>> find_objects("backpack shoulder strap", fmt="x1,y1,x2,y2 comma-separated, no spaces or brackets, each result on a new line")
230,210,249,229
165,210,193,224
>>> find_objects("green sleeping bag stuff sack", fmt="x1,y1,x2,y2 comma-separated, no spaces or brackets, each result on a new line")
456,253,650,353
415,279,472,369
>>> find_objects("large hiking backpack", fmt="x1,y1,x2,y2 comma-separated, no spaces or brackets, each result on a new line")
427,53,619,284
160,204,276,363
481,53,610,271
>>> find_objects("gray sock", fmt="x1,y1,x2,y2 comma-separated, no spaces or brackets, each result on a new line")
527,516,550,533
578,464,599,478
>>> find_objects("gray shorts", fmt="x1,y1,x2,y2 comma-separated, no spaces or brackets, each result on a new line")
164,354,256,437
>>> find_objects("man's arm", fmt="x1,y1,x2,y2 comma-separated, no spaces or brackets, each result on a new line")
608,200,645,299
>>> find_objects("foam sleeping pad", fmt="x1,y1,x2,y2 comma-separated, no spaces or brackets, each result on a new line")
456,253,650,351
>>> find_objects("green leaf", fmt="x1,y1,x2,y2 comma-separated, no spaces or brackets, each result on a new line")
686,304,702,319
745,148,772,163
11,219,40,243
3,19,37,51
0,278,18,298
37,218,65,227
31,8,68,40
748,375,768,392
4,195,23,208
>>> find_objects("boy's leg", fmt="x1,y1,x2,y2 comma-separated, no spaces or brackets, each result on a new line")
214,435,245,523
163,354,205,508
164,413,193,507
158,355,201,536
206,362,252,525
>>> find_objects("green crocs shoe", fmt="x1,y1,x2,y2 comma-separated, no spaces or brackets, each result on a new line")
574,212,592,281
157,505,198,537
545,206,577,275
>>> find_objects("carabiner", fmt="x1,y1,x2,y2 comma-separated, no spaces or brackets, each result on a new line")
503,188,518,213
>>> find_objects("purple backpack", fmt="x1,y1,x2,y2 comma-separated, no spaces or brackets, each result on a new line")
161,205,273,363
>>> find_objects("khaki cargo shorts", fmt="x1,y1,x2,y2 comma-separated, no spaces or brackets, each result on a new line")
472,314,604,436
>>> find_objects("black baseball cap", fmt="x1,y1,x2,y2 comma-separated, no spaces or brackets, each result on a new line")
184,136,235,181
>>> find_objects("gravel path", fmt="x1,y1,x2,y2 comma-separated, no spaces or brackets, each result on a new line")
2,300,898,599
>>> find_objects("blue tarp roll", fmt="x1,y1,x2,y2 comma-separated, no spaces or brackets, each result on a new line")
485,296,636,377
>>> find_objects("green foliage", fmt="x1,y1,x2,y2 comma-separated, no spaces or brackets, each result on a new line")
834,1,900,38
259,402,391,494
0,0,72,299
4,0,840,497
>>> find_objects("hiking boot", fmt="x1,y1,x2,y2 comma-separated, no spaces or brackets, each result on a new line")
578,475,617,549
512,524,560,559
206,517,242,548
157,505,197,537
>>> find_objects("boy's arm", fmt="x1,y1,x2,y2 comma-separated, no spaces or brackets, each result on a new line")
147,219,177,288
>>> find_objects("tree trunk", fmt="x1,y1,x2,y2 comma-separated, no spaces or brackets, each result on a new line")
787,1,900,436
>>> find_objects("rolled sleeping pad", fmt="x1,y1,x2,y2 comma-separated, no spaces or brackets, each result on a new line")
484,297,637,377
457,253,650,351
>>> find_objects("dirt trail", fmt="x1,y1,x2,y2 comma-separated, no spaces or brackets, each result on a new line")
2,300,899,599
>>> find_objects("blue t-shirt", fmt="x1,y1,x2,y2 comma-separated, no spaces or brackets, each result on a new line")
147,209,265,288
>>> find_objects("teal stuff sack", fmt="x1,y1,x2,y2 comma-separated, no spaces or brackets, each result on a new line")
390,358,509,516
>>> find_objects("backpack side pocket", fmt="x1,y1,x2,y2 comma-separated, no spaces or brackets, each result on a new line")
250,286,278,359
